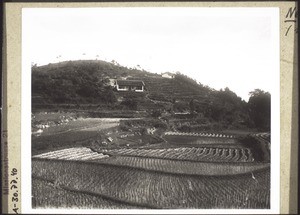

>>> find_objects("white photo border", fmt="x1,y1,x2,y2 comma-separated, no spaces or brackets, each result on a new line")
21,6,280,214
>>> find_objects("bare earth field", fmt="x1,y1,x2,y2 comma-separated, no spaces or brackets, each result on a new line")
31,113,270,209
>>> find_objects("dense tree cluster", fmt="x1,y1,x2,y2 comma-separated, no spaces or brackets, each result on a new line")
32,61,119,104
247,89,271,130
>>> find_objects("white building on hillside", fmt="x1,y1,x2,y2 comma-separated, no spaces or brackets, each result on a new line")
115,80,145,92
161,72,175,79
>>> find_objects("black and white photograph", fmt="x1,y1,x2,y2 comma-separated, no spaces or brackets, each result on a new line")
21,7,280,213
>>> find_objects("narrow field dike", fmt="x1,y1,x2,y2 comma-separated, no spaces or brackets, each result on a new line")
32,147,269,176
165,131,236,139
164,135,238,145
32,159,270,209
94,156,269,176
98,147,255,162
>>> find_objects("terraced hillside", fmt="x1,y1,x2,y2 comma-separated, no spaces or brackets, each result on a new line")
31,59,271,209
128,76,208,103
32,60,257,130
32,146,270,209
31,60,221,107
98,147,255,163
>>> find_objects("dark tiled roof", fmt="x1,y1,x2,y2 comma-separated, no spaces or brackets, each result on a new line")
116,80,145,87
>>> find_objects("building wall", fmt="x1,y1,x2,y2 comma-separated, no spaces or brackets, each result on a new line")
116,85,129,91
135,86,144,92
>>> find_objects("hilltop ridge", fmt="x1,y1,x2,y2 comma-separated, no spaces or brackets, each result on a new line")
32,59,213,106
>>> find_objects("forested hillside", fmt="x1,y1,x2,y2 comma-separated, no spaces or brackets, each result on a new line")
32,60,270,131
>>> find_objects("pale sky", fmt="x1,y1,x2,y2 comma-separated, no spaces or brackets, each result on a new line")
23,7,279,101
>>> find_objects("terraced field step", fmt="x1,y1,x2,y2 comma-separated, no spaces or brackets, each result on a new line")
32,159,270,209
32,147,267,176
99,147,254,162
94,156,269,176
165,131,236,138
32,147,109,161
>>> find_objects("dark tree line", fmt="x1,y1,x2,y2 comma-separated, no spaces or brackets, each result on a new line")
248,89,271,131
32,62,117,104
187,88,271,131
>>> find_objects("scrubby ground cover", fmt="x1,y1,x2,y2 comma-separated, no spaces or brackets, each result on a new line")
32,159,270,209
